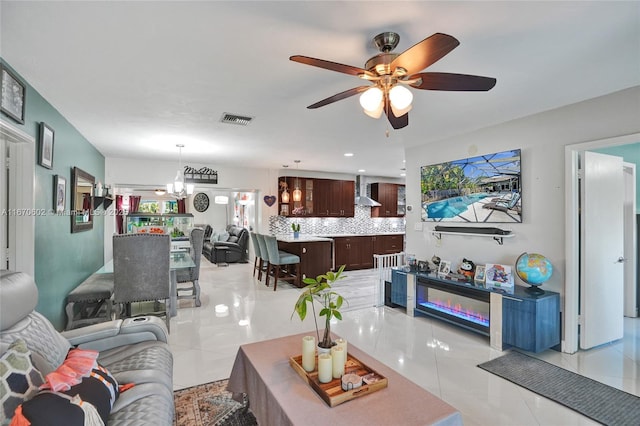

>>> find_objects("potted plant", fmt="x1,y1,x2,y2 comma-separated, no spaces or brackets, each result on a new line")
292,265,348,349
291,222,300,238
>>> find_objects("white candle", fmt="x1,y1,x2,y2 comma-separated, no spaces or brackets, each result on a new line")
331,346,345,378
301,336,316,372
335,338,348,359
318,353,333,383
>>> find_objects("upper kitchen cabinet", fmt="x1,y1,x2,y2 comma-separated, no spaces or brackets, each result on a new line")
370,183,405,217
279,177,354,218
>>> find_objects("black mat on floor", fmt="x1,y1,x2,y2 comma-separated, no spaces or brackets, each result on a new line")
478,351,640,426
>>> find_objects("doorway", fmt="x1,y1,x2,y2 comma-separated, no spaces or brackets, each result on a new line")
0,121,35,275
564,133,639,353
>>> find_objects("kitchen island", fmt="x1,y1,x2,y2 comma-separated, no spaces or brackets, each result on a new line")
276,236,333,286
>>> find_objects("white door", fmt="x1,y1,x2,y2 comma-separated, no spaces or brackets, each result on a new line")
580,151,625,349
623,163,637,318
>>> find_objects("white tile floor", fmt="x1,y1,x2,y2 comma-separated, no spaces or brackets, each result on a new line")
169,260,639,425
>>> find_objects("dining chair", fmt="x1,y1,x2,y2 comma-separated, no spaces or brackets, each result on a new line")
112,233,171,331
263,234,300,291
176,227,205,307
255,233,270,282
249,232,262,278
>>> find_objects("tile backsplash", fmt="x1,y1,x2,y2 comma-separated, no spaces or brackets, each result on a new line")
269,205,405,235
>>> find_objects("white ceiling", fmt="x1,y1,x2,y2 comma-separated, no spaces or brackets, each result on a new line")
2,1,639,177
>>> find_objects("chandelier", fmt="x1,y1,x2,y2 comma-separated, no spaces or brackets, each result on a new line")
166,144,194,198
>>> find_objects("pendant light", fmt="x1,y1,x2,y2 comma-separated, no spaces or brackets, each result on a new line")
166,144,194,199
292,160,302,202
280,181,290,203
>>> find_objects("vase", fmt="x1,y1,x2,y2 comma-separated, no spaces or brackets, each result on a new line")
293,231,300,239
317,344,332,355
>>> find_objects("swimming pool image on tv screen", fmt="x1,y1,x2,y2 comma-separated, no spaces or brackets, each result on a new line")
420,149,521,223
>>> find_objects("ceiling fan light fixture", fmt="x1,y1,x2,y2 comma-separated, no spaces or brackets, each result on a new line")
359,86,383,112
389,85,413,111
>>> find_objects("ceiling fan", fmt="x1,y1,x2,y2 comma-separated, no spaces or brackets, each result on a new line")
290,32,496,129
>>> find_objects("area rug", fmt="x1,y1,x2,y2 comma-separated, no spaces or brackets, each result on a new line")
173,379,257,426
478,351,640,425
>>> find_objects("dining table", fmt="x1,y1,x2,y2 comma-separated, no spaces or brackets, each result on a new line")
96,250,195,317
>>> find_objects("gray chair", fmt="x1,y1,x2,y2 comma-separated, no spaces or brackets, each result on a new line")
249,232,264,278
255,233,270,282
263,234,300,291
176,227,204,307
113,233,171,331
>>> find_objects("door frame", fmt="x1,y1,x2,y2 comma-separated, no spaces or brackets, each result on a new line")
0,120,35,276
564,132,639,353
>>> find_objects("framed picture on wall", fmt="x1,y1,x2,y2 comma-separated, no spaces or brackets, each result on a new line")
1,64,26,124
54,175,66,214
38,122,55,169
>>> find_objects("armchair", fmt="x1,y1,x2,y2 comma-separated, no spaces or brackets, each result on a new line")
0,271,174,425
203,225,249,264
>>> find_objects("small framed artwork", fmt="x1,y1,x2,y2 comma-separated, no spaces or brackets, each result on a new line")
438,260,451,277
54,175,66,214
38,122,55,169
1,64,25,124
474,265,486,285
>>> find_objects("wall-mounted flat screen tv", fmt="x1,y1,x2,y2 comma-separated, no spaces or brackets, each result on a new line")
421,148,521,223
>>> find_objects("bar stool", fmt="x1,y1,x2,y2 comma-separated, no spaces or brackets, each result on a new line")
249,232,262,278
255,233,270,282
263,235,300,291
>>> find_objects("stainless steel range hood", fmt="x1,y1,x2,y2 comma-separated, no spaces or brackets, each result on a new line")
355,175,381,207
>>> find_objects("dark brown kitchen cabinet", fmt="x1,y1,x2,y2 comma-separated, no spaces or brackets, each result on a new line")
373,234,404,255
279,177,354,217
370,183,405,217
334,236,373,270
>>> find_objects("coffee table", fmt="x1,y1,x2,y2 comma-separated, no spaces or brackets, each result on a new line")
227,332,462,425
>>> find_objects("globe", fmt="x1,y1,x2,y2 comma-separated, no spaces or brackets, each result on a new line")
515,252,553,295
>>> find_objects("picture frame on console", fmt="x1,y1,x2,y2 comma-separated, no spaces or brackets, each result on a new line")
438,260,451,277
474,265,486,284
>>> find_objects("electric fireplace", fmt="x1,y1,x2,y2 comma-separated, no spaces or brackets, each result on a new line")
416,276,491,335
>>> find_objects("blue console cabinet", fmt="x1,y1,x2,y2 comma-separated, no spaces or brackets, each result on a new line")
502,291,560,353
390,270,408,307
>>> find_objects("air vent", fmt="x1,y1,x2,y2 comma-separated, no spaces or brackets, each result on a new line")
220,113,253,126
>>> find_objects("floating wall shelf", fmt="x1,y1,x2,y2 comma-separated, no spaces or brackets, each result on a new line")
431,230,514,245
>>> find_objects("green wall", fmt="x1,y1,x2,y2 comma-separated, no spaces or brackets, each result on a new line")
593,142,639,212
1,59,105,330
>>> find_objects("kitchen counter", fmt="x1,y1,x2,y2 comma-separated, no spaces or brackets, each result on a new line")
276,235,333,243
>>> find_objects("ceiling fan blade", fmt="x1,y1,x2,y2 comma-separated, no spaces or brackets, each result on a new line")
290,55,372,77
390,33,460,76
410,72,497,91
383,96,409,129
307,86,370,109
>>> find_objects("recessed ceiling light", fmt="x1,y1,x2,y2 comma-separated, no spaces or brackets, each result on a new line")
344,153,354,157
358,169,366,173
400,173,406,177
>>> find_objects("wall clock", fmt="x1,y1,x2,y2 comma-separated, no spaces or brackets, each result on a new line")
193,192,209,212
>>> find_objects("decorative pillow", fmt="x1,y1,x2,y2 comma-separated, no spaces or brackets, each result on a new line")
217,231,230,242
10,349,118,426
0,339,44,425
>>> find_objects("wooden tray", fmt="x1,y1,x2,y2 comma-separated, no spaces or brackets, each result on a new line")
289,352,388,407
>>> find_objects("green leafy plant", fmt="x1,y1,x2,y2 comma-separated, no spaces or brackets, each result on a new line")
292,264,347,348
291,223,300,232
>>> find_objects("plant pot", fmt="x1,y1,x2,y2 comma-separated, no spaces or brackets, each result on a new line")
293,231,300,239
317,344,332,355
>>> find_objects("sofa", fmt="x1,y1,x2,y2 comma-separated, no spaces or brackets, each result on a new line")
0,270,174,425
203,225,249,264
